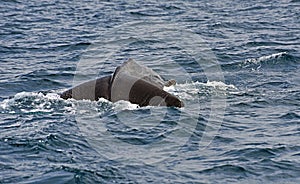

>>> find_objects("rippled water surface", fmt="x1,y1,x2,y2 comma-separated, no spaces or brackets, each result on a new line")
1,0,300,183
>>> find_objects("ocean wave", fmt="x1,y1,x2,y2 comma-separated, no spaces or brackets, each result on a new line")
241,52,299,70
279,112,300,120
1,79,236,114
222,52,299,71
166,80,237,91
202,80,237,90
165,81,237,100
0,92,72,114
197,164,250,176
245,52,288,65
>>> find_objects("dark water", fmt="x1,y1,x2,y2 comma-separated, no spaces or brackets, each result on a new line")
1,0,300,183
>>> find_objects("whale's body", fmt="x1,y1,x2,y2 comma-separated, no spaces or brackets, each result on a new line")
60,75,111,101
60,59,184,108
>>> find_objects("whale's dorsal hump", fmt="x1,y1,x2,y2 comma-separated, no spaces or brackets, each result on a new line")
111,58,166,89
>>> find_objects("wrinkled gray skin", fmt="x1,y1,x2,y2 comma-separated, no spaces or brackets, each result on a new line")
60,59,184,108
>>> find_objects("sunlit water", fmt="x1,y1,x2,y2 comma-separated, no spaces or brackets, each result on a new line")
1,0,300,183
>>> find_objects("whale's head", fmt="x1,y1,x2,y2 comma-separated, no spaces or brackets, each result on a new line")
165,94,184,108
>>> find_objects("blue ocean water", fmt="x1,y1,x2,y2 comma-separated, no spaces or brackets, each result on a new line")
0,0,300,183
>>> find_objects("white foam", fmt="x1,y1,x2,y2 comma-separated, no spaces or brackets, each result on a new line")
1,80,237,114
164,81,237,101
245,52,287,64
166,81,236,92
10,91,61,101
0,91,71,114
204,81,237,90
113,100,140,111
0,99,10,110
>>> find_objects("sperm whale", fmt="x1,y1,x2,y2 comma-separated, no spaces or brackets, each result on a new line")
60,59,184,108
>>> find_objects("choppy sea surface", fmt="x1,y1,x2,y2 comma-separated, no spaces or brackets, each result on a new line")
1,0,300,183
